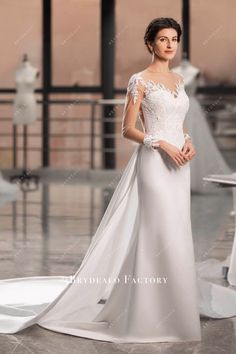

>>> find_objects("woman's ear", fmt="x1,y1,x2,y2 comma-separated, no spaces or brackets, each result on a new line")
148,42,153,53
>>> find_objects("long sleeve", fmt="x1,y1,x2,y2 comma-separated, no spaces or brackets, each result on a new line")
122,74,146,145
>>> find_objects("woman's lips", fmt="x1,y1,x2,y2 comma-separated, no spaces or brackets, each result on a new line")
165,51,173,53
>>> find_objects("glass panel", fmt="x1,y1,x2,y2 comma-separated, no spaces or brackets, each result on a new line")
52,0,100,86
115,0,182,89
0,0,42,88
49,93,102,168
191,0,235,83
0,0,42,168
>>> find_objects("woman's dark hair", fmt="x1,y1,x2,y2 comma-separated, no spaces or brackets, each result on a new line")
144,17,182,54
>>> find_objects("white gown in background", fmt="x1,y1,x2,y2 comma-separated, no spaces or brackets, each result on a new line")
0,173,20,208
186,78,232,193
1,72,236,343
0,172,19,195
173,60,232,193
13,60,38,125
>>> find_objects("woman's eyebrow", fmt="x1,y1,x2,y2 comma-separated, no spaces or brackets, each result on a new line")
157,35,178,39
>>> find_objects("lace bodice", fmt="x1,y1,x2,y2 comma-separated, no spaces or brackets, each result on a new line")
126,72,190,149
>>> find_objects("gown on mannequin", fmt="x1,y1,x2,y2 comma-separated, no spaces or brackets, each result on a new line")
1,72,236,343
13,60,38,125
0,172,20,208
185,78,232,193
172,60,232,194
0,172,19,195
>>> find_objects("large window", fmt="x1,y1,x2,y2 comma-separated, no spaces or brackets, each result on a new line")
52,0,100,87
191,0,236,84
0,0,42,169
0,0,42,88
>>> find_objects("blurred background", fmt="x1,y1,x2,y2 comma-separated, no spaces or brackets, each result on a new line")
0,0,235,172
1,2,236,351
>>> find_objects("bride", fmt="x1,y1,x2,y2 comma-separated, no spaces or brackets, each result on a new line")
1,17,236,344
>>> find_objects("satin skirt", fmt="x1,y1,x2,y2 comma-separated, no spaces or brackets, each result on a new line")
0,144,236,343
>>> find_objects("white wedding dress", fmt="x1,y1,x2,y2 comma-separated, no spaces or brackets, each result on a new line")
1,72,236,343
185,78,232,193
0,172,20,208
0,172,19,195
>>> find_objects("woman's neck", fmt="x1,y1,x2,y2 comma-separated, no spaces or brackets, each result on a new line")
148,59,170,73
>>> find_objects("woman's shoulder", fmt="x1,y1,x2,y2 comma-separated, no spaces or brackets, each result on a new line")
128,71,145,85
127,71,145,88
127,71,143,81
126,72,146,102
172,72,185,83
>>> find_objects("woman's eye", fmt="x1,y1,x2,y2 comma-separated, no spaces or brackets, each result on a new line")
159,38,177,43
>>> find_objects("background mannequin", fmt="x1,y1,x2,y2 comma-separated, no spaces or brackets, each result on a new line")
172,57,232,194
13,54,39,125
10,54,40,189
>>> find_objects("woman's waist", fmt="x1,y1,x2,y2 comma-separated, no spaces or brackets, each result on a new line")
146,130,184,139
146,131,185,148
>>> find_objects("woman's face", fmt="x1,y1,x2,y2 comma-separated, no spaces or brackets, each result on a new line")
150,28,179,60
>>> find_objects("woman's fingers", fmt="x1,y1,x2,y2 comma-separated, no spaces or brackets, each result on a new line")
161,143,196,167
184,147,196,160
178,152,188,164
181,145,188,154
174,155,185,166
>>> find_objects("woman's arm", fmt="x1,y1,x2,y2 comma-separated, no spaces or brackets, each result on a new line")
183,120,189,137
122,74,164,149
122,74,188,165
182,120,196,160
122,81,145,144
183,120,192,143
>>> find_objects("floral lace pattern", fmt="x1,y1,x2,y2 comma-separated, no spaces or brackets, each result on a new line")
126,72,189,148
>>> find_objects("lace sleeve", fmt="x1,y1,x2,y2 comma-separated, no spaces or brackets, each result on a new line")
126,74,145,104
121,73,145,144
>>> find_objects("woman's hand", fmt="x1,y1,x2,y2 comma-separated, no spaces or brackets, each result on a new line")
152,140,189,167
181,139,196,161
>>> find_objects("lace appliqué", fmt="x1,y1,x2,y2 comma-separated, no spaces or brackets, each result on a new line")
144,79,184,99
126,74,146,104
127,73,184,103
125,72,188,149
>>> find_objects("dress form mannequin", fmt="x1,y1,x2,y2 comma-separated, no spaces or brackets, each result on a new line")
11,54,40,190
13,54,39,125
172,57,232,194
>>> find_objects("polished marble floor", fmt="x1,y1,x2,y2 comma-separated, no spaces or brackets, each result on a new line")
0,155,236,354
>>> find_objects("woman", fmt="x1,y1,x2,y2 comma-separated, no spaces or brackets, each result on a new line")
2,17,236,344
0,17,201,343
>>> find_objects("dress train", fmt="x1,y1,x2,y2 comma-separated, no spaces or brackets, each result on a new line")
0,145,236,343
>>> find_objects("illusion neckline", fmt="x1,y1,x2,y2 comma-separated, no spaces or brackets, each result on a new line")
137,72,184,99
